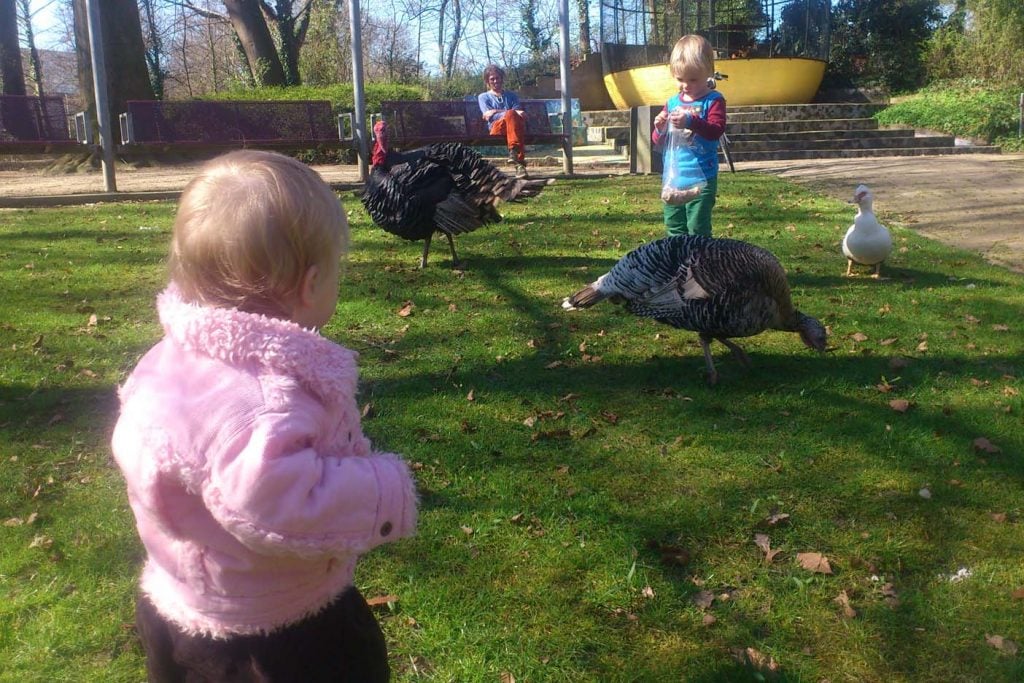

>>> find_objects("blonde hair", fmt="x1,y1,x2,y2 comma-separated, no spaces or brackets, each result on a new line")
669,34,715,80
169,150,347,318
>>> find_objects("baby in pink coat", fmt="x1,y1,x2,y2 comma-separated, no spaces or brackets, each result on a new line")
112,150,417,682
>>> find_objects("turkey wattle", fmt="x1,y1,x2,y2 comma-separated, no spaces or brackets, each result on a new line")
563,235,827,385
361,120,552,268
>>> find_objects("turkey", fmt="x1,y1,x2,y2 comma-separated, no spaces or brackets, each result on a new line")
843,184,892,278
361,120,552,268
562,235,827,385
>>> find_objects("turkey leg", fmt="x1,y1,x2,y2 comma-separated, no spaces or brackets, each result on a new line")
717,338,751,367
445,233,462,269
419,235,433,269
699,334,719,386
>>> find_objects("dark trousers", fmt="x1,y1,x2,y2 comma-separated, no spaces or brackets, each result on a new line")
135,587,390,682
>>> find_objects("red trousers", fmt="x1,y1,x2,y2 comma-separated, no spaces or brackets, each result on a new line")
491,109,526,162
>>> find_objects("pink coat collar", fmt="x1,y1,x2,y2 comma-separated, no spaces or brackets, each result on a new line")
157,285,359,406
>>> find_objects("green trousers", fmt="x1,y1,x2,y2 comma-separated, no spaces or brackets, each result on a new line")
663,175,718,237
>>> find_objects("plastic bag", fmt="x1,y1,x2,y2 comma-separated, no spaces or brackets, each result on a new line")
661,106,707,205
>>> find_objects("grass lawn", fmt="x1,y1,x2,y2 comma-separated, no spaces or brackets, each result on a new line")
1,171,1022,682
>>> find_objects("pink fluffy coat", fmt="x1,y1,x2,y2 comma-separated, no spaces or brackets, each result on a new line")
112,286,417,638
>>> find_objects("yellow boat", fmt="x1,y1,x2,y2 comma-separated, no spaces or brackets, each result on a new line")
603,56,826,108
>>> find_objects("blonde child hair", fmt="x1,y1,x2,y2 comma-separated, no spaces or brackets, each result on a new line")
169,150,346,318
669,34,715,80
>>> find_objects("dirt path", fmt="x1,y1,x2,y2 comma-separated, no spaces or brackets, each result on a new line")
2,152,1023,272
740,153,1024,273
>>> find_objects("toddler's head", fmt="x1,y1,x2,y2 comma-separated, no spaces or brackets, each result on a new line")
669,34,715,82
169,150,347,326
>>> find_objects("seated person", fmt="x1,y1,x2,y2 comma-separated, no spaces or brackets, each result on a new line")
478,64,528,178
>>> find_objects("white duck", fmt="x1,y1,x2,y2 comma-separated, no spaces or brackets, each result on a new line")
843,184,892,278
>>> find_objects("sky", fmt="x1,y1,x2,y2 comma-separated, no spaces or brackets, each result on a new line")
22,0,69,51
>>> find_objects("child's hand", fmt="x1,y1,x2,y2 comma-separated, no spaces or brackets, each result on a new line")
654,110,669,132
668,108,693,129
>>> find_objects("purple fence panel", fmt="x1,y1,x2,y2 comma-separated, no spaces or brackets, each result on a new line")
125,100,338,145
0,95,73,142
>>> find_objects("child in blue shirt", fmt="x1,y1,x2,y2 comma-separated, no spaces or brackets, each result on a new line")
652,35,728,236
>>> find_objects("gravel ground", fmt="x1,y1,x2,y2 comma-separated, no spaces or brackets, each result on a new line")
2,152,1022,272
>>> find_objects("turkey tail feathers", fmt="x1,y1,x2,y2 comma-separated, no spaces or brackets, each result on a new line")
562,284,606,310
511,177,555,200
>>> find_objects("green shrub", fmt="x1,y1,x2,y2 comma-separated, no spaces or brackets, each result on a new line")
875,80,1023,150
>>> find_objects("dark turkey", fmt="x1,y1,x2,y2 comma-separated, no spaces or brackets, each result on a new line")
563,235,827,384
361,120,552,268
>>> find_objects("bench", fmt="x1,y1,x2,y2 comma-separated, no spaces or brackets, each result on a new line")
118,99,353,151
379,99,571,157
0,94,90,154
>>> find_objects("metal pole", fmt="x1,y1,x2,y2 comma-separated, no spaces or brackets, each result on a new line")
85,0,116,192
1018,93,1023,139
349,0,369,182
558,0,573,175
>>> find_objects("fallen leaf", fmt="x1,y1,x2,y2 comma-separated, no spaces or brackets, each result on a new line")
796,552,833,574
991,324,1010,331
1012,587,1024,600
648,540,691,567
460,526,474,535
29,534,53,549
500,673,516,683
732,647,780,674
397,301,414,317
365,594,399,607
916,340,929,352
544,361,564,370
691,590,714,610
919,487,932,500
702,613,717,626
466,389,475,402
834,590,857,619
641,585,655,599
759,512,791,528
850,332,869,342
889,357,911,370
361,403,374,418
889,399,911,413
754,533,782,565
986,634,1020,656
964,314,980,324
881,582,900,607
522,416,537,428
990,512,1007,523
973,437,1002,454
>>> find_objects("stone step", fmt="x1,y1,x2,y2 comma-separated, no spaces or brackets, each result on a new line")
729,145,1001,162
728,128,912,142
728,118,881,134
730,134,958,153
728,102,886,121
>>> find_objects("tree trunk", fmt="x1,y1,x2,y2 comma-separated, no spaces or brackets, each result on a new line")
222,0,288,85
73,0,155,149
0,0,27,95
576,0,591,55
